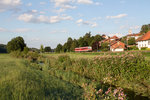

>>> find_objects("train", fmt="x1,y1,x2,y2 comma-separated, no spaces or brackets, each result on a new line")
75,46,92,52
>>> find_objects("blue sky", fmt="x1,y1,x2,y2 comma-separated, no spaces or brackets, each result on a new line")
0,0,150,48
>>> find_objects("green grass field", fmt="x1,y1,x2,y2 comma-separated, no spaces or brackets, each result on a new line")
0,54,83,100
0,51,150,100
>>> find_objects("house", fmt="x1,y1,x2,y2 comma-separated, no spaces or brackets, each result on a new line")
99,35,126,52
127,33,142,40
99,36,119,44
110,41,126,52
137,31,150,50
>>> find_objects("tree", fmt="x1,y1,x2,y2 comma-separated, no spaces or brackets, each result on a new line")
101,42,109,51
55,44,62,53
94,34,103,41
7,36,26,53
128,37,136,45
66,37,73,52
40,45,44,53
121,36,127,44
23,47,29,54
70,39,79,51
140,24,150,34
44,46,51,52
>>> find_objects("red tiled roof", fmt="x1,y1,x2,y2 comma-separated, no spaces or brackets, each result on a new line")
110,35,119,39
127,33,141,36
137,31,150,41
100,35,119,43
111,41,125,49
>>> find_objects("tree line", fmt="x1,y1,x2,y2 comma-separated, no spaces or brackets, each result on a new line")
55,32,105,53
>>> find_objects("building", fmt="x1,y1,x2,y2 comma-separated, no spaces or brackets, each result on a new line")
110,41,126,52
137,31,150,50
99,35,126,52
127,33,142,40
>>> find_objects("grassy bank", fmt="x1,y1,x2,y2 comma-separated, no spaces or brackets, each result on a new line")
0,51,150,100
0,54,83,100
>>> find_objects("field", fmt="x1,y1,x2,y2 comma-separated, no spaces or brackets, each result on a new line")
0,51,150,100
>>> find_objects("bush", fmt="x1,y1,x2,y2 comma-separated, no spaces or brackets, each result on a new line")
128,46,139,50
141,47,147,50
7,36,26,53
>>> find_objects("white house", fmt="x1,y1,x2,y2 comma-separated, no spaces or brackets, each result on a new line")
110,41,126,52
137,31,150,50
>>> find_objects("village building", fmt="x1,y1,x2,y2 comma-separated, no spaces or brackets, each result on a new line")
127,33,142,40
110,41,126,52
137,31,150,50
99,35,126,52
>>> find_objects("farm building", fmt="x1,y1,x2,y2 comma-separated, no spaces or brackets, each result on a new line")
110,41,126,52
137,31,150,50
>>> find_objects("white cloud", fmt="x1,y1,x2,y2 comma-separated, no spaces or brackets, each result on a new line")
51,0,76,9
18,13,73,24
18,13,34,22
76,19,98,27
106,14,127,19
51,0,101,13
0,0,21,12
77,0,93,4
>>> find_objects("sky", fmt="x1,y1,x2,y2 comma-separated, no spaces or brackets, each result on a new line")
0,0,150,48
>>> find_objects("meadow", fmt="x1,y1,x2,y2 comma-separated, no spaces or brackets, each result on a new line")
0,51,150,100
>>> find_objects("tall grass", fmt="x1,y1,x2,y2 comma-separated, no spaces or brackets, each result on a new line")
47,53,150,99
0,54,83,100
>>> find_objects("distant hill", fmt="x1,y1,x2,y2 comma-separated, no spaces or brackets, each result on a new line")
0,44,7,53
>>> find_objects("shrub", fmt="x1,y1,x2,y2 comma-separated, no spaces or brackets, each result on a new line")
7,36,26,53
128,46,139,50
141,47,147,50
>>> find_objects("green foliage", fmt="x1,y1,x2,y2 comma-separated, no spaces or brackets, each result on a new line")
70,39,79,51
57,32,103,52
128,46,139,50
128,37,136,45
44,46,51,52
40,45,44,53
121,36,127,44
0,55,83,100
141,47,147,50
7,36,26,53
55,44,62,53
48,52,150,99
0,44,7,53
140,24,150,34
101,42,109,51
23,47,29,54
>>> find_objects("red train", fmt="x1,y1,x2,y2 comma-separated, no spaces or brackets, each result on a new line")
75,46,92,52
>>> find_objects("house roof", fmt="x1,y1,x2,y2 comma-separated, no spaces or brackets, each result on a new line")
137,31,150,41
127,33,141,37
100,35,119,43
111,41,125,49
